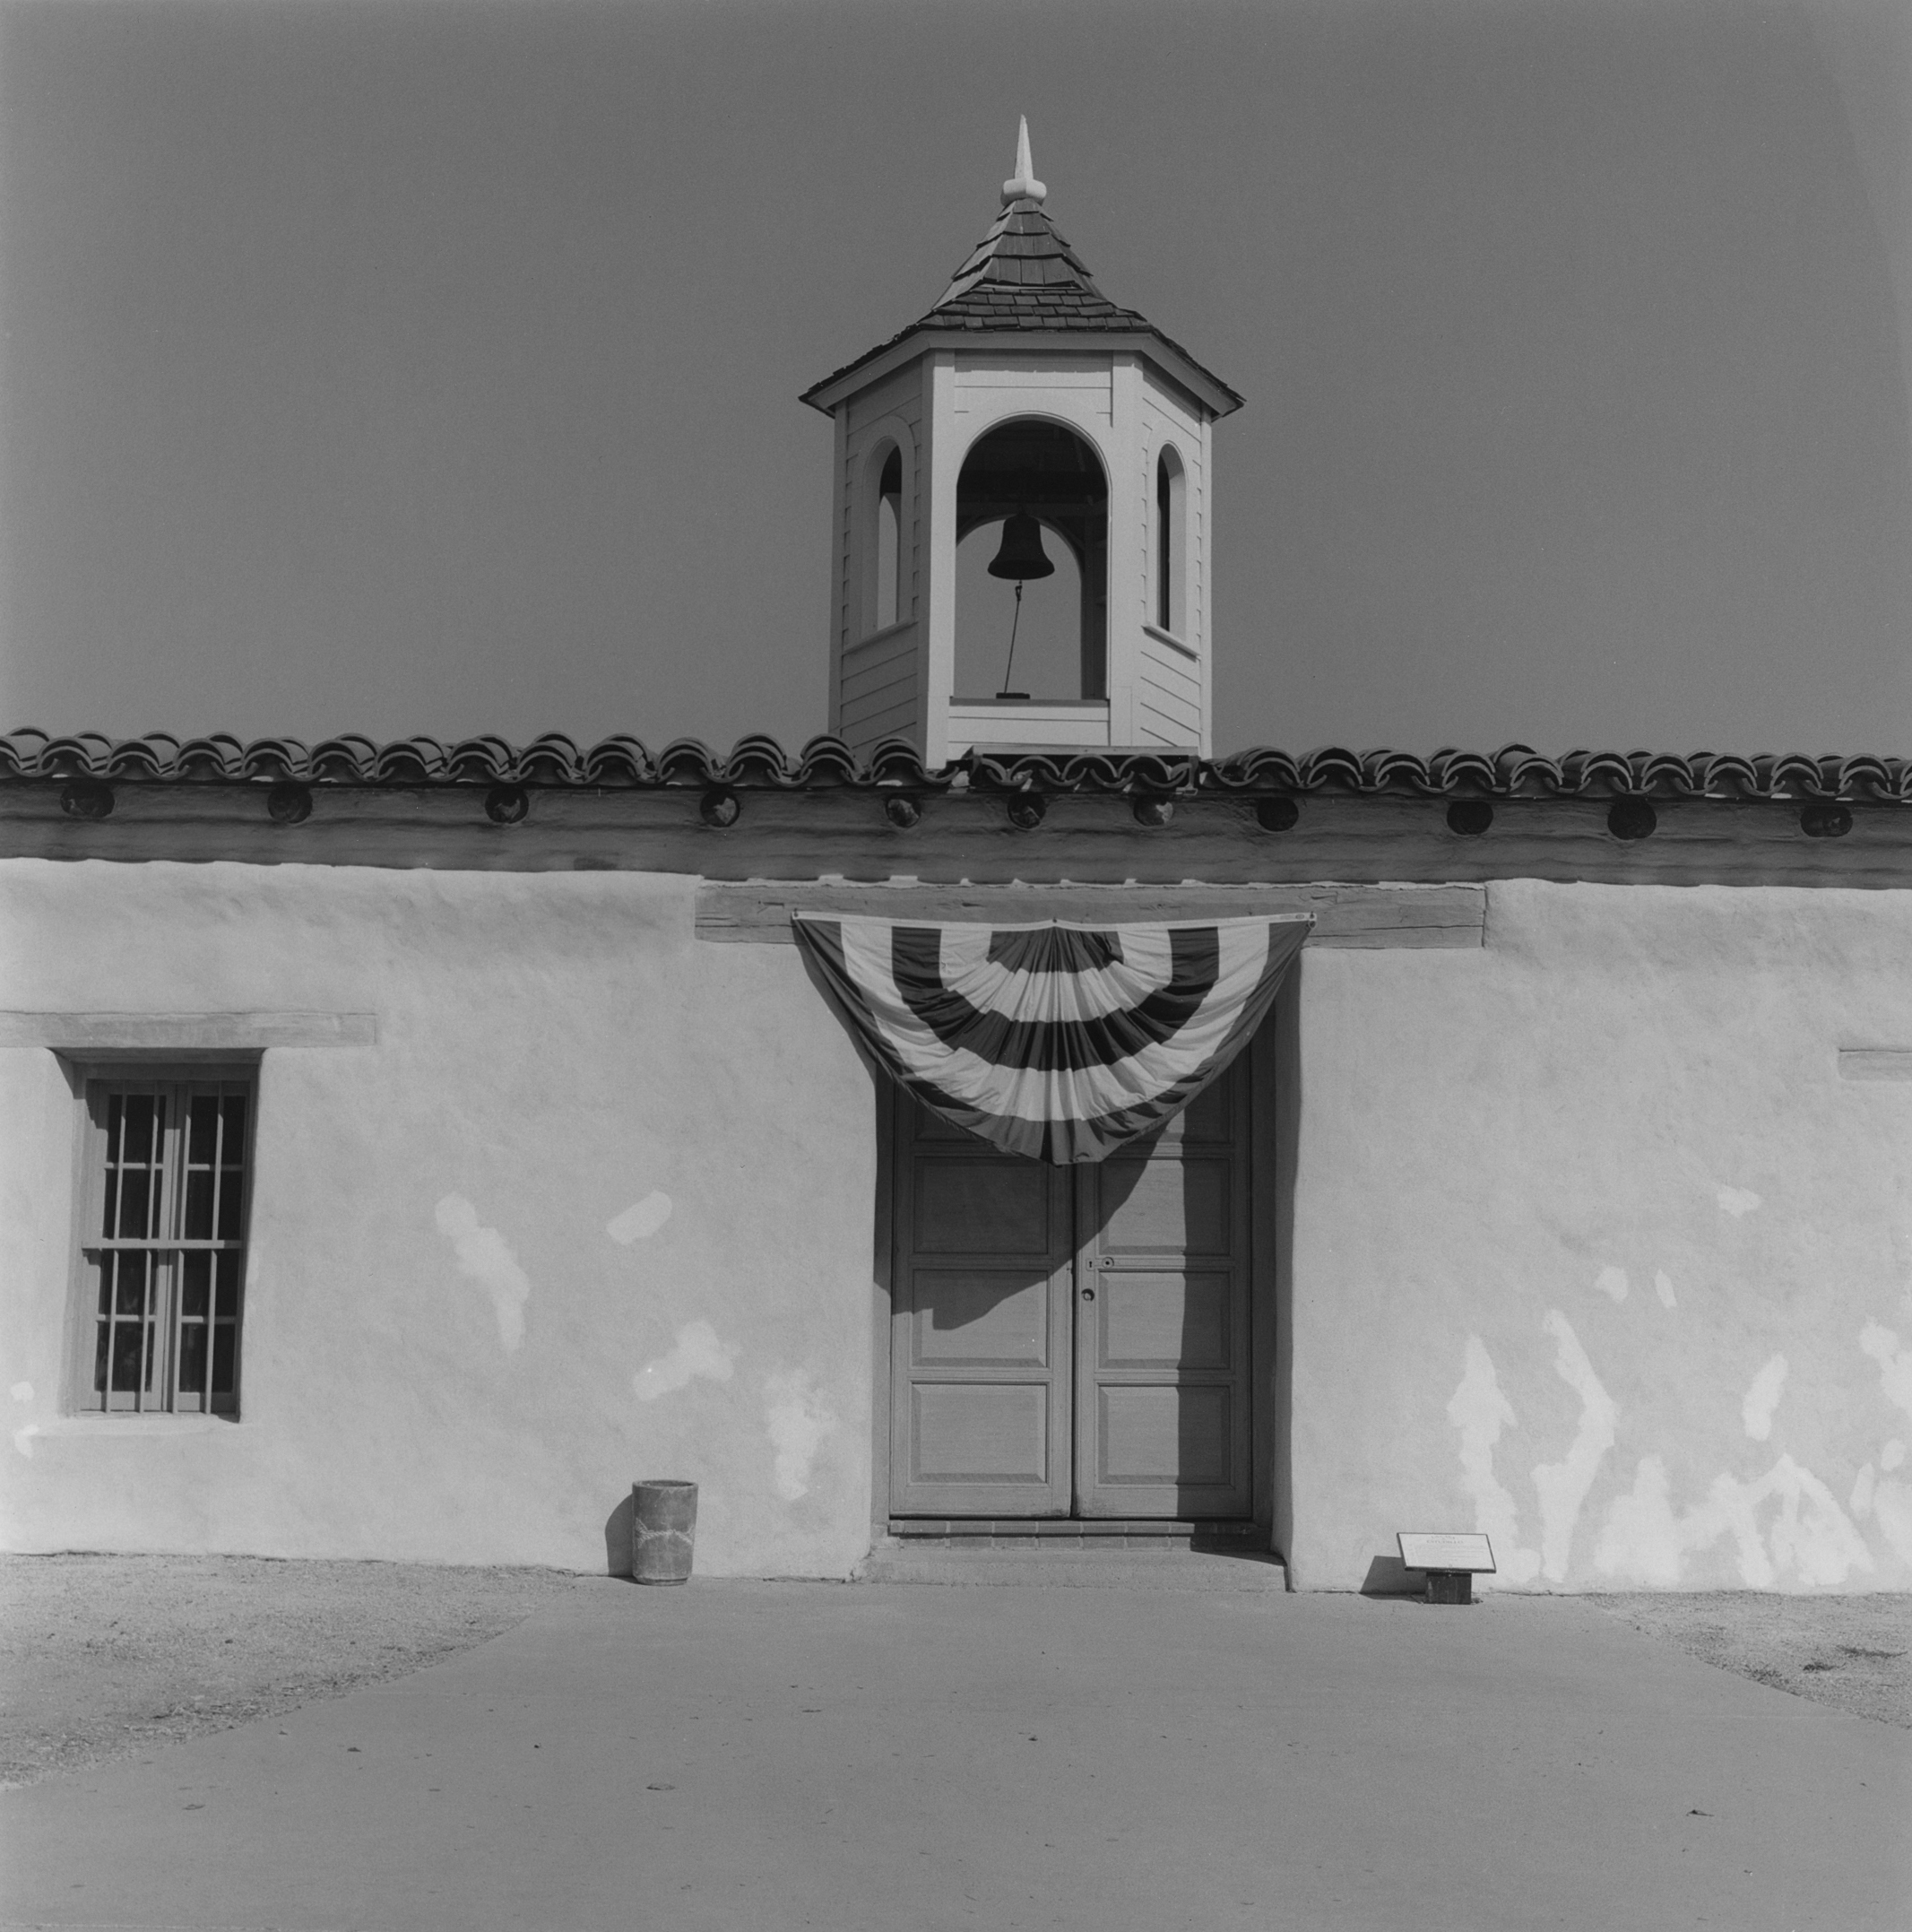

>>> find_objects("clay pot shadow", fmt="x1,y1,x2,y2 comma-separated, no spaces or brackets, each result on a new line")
603,1492,636,1581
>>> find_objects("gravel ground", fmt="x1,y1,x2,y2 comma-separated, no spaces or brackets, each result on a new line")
0,1554,583,1789
3,1559,1908,1791
1588,1590,1911,1728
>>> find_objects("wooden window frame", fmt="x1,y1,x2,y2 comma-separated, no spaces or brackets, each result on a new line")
66,1061,256,1418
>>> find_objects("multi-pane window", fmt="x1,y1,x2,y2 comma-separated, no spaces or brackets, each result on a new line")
80,1075,252,1416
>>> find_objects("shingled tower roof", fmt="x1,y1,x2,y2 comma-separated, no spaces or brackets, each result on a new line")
801,121,1242,416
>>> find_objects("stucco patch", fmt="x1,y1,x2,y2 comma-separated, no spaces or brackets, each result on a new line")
1882,1437,1907,1471
764,1367,838,1502
1872,1478,1912,1566
1758,1458,1873,1587
12,1423,40,1460
1741,1355,1788,1442
10,1382,32,1403
433,1194,532,1353
1595,1456,1684,1586
1715,1186,1762,1217
1593,1267,1629,1304
1530,1313,1616,1582
1852,1463,1877,1518
1654,1270,1678,1310
1596,1451,1872,1588
1445,1339,1541,1584
634,1320,738,1402
1859,1321,1912,1420
607,1192,673,1244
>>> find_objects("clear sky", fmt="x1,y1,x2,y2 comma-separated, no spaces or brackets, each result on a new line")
2,0,1908,759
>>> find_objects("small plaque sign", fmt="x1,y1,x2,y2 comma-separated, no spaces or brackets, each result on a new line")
1397,1532,1496,1574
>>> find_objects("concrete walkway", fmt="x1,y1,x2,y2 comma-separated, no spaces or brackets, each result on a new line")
4,1576,1907,1932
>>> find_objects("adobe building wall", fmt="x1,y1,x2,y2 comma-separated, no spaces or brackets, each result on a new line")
4,860,1909,1591
1285,879,1912,1594
0,860,881,1576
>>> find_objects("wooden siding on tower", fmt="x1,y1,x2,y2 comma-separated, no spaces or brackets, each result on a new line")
841,621,921,755
844,702,918,758
842,626,920,706
832,361,926,753
947,700,1113,752
1139,378,1205,650
1138,631,1202,747
954,355,1112,423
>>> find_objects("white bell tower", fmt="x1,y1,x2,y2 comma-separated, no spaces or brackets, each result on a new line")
801,122,1242,767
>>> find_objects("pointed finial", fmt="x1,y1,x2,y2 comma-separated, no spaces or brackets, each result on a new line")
1000,116,1047,206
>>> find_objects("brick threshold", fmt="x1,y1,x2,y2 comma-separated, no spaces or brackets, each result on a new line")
889,1518,1266,1547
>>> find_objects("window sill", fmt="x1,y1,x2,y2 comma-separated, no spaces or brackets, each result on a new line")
948,697,1111,711
1143,623,1198,661
26,1414,240,1439
845,618,915,655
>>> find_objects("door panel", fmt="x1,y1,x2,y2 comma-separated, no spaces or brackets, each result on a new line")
890,1107,1074,1516
915,1158,1053,1252
1097,1269,1233,1370
911,1382,1052,1484
1096,1385,1236,1486
1073,1066,1254,1518
1098,1156,1233,1259
910,1270,1051,1365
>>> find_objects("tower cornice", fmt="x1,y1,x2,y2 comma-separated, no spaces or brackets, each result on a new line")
800,326,1242,420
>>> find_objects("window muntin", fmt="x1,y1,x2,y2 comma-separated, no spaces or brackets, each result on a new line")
82,1078,252,1415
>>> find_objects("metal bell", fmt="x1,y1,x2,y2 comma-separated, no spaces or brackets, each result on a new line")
986,510,1055,582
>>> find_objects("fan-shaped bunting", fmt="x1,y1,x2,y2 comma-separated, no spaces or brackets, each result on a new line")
792,914,1311,1162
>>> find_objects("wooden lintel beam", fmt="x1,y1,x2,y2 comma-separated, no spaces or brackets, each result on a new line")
692,881,1487,949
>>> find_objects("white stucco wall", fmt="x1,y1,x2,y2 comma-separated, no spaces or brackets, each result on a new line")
4,862,1909,1591
1286,880,1912,1595
0,862,878,1576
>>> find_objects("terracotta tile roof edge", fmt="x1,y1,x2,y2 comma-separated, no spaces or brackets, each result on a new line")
5,731,1910,801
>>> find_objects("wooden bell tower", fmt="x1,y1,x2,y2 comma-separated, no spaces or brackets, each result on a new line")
801,122,1243,767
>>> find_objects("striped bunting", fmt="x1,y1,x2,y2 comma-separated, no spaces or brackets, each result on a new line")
792,914,1311,1163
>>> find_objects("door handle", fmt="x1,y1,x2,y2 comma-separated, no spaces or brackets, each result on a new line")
1080,1285,1095,1302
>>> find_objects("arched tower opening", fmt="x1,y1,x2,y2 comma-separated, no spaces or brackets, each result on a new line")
1154,445,1187,639
857,440,906,639
952,419,1108,703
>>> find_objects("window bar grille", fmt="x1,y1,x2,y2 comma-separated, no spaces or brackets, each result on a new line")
87,1081,248,1415
95,1092,169,1410
174,1090,247,1412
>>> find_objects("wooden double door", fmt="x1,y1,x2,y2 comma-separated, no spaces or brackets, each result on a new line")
889,1067,1256,1520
